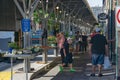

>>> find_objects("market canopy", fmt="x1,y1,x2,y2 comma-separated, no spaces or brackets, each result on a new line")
50,0,97,26
0,0,97,31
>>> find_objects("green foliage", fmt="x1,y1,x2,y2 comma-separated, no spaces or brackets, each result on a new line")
33,9,44,23
48,36,56,44
49,13,55,19
71,36,75,39
47,13,56,30
30,46,43,53
65,32,69,37
8,42,19,49
48,36,56,41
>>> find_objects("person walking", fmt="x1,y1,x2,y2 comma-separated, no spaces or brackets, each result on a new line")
89,28,109,77
64,38,76,72
81,32,88,53
75,31,80,52
57,32,75,72
57,32,66,71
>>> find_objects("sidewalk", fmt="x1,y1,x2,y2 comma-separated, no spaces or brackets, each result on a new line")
32,53,116,80
0,51,117,80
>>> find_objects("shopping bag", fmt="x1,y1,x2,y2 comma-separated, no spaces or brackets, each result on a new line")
103,56,111,69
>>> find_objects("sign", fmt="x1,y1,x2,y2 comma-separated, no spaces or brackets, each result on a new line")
116,6,120,27
21,19,31,32
98,13,107,20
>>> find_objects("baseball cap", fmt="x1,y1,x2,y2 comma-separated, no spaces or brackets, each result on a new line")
95,28,101,32
67,37,72,40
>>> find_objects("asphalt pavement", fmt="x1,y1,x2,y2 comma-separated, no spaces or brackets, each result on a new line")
32,52,116,80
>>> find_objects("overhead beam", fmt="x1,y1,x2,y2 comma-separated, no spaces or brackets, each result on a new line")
68,3,80,16
13,0,25,18
29,0,40,18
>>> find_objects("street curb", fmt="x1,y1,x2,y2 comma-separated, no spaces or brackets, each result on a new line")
30,57,60,80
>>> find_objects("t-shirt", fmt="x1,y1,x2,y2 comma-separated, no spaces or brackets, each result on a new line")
90,34,108,54
75,34,79,40
58,36,65,49
63,38,69,55
82,35,87,42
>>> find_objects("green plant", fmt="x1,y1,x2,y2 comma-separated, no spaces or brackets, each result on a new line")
48,36,56,41
65,32,69,37
48,36,57,44
8,42,19,49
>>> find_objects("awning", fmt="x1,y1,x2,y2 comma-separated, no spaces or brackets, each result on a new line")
0,0,97,31
45,0,97,27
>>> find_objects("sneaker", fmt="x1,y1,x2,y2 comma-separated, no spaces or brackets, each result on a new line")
90,73,95,77
69,68,76,72
59,66,63,72
98,73,103,77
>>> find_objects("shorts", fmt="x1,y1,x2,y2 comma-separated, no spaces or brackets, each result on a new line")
64,53,73,64
92,53,104,65
75,41,79,45
60,48,73,64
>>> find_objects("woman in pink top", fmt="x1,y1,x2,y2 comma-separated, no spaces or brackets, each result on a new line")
57,32,67,71
58,33,65,49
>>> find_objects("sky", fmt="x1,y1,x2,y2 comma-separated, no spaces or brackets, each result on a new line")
87,0,103,7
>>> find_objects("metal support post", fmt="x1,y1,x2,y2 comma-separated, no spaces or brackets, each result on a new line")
109,0,113,60
54,48,58,57
43,50,47,63
69,16,71,32
63,11,66,32
116,0,119,80
116,1,119,80
10,57,13,80
24,58,29,80
115,30,119,80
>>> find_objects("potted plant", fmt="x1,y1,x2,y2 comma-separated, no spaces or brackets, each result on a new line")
8,42,19,54
5,42,19,63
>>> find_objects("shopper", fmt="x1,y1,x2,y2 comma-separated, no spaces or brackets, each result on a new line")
81,32,88,53
57,32,66,71
89,28,109,77
64,38,76,72
75,31,80,52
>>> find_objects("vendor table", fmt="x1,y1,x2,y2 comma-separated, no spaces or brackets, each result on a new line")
4,53,35,80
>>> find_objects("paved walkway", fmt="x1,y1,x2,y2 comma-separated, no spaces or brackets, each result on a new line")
33,53,116,80
0,51,119,80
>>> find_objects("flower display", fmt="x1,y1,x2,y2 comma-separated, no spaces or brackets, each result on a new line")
47,36,57,46
47,36,56,44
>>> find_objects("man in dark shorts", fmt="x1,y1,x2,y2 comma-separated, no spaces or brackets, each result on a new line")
89,28,109,77
62,38,75,72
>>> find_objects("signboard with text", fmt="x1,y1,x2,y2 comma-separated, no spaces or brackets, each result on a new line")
116,6,120,27
21,19,30,32
98,13,107,20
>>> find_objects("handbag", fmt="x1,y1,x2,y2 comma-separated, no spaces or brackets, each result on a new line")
103,56,111,69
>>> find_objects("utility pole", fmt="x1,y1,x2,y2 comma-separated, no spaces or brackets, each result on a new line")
115,0,119,80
